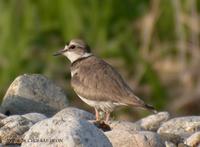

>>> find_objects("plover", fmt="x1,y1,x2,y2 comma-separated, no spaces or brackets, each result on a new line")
54,39,157,122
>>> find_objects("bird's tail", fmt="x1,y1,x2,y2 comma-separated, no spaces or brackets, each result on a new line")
144,104,158,114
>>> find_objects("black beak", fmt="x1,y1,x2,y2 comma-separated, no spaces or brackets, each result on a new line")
53,48,67,56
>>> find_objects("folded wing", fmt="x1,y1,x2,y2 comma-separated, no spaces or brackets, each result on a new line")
71,56,145,107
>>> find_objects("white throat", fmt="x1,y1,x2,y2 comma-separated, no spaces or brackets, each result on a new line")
63,52,92,63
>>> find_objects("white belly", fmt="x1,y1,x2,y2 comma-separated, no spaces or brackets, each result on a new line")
77,95,126,112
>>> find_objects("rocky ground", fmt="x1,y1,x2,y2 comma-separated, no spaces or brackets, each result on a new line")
0,74,199,147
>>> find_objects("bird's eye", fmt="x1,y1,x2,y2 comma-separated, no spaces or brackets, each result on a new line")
69,45,75,49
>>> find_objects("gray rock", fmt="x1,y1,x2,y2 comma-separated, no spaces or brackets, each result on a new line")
53,107,95,120
135,112,170,131
0,74,68,117
105,130,165,147
0,144,20,147
165,141,177,147
0,115,36,145
184,131,200,147
160,133,183,145
177,143,190,147
22,113,47,123
0,113,7,120
158,116,200,139
107,120,143,132
0,113,47,145
22,116,112,147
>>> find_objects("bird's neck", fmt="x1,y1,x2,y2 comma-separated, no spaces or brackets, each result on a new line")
70,52,93,66
64,51,92,63
70,53,93,77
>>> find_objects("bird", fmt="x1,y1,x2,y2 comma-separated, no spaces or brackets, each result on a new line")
53,39,157,122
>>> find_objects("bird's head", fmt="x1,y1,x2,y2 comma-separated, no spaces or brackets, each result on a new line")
53,39,91,63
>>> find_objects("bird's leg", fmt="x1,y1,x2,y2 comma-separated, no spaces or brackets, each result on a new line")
105,112,110,123
95,108,100,121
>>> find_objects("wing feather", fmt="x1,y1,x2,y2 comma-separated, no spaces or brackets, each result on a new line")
71,56,145,106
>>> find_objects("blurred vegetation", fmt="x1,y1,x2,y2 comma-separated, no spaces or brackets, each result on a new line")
0,0,200,120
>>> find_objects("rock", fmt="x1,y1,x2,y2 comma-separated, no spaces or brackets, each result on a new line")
22,113,47,123
135,112,170,131
53,107,95,120
105,130,165,147
184,131,200,147
177,143,190,147
165,141,176,147
0,113,46,145
0,144,20,147
158,116,200,139
107,120,143,132
22,116,112,147
0,74,68,117
0,113,7,120
160,133,183,145
0,115,36,145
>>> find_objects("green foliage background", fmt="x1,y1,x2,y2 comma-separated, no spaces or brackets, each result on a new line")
0,0,199,119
